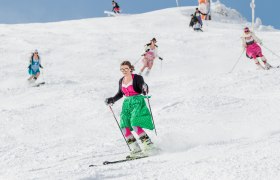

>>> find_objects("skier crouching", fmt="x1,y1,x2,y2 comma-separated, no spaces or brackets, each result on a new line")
105,61,155,158
241,27,272,70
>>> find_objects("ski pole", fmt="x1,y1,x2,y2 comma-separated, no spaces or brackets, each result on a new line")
161,60,162,73
108,105,131,151
262,44,280,60
146,97,157,136
159,57,163,73
41,68,45,82
229,49,245,73
133,56,143,66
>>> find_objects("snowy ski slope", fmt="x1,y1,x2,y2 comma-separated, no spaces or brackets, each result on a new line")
1,2,280,179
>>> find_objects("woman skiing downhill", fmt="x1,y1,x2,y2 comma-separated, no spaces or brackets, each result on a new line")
241,27,272,70
139,38,162,76
28,50,43,81
190,14,203,31
194,8,204,27
112,0,120,14
105,61,155,158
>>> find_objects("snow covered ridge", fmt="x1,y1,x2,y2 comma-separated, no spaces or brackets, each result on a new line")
210,1,275,31
140,2,245,25
163,1,275,31
211,1,246,24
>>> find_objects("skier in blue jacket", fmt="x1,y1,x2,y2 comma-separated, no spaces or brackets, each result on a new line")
27,50,43,81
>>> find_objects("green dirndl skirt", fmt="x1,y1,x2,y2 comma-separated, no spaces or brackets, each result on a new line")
120,95,154,131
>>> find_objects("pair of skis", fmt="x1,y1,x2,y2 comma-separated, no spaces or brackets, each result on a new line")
89,155,148,167
271,65,280,69
32,82,45,87
262,65,280,70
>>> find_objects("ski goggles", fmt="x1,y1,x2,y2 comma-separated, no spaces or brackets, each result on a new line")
244,27,250,33
120,68,130,72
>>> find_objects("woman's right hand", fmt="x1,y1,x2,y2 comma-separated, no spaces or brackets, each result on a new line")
105,98,114,105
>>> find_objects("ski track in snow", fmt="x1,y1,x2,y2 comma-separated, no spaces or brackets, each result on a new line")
1,2,280,180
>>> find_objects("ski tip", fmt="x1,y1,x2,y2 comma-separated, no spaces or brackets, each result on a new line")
103,161,109,165
89,164,96,167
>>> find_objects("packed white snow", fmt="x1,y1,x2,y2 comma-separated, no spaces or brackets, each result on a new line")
1,2,280,180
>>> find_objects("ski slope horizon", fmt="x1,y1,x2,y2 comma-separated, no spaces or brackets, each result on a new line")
1,2,280,179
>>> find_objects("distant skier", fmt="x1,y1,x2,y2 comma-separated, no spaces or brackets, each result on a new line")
27,49,43,81
241,27,272,70
189,14,203,32
112,0,120,14
193,8,204,27
139,38,163,76
105,61,155,158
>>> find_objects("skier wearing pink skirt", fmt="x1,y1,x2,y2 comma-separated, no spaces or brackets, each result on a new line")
139,38,163,76
241,27,272,70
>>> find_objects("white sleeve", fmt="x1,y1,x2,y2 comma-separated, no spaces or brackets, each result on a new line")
144,45,149,52
241,36,246,48
154,48,159,58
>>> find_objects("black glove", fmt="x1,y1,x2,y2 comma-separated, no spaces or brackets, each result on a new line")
159,57,163,60
105,97,114,105
39,64,43,69
28,64,31,69
145,49,150,52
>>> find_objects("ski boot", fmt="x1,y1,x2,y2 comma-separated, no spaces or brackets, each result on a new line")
126,138,142,159
145,70,150,76
27,76,36,83
139,134,155,155
256,63,264,70
264,63,272,70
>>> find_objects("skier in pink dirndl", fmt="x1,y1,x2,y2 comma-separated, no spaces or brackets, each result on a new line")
241,27,272,70
139,38,162,76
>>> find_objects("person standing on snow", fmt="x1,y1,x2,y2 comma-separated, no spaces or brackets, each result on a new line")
241,27,272,70
139,38,163,76
27,49,43,81
190,14,203,32
105,61,154,158
193,8,204,27
112,0,120,14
